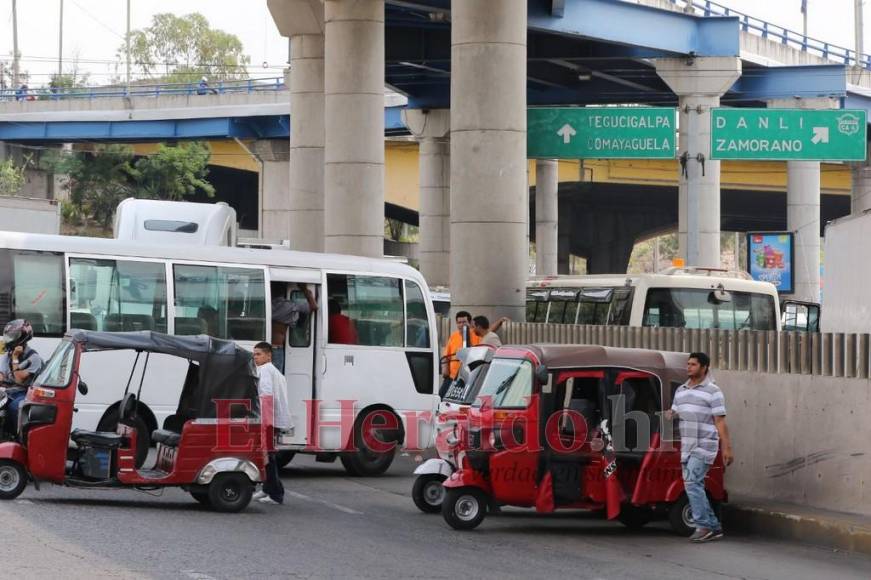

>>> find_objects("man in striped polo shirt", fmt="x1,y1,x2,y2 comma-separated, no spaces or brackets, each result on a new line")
668,352,734,542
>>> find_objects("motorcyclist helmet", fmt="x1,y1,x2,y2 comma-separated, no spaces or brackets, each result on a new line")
3,319,33,351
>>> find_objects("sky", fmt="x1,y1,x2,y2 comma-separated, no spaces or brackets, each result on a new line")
0,0,866,87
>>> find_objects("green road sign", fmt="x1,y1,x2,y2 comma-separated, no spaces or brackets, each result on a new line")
527,107,676,159
710,108,867,161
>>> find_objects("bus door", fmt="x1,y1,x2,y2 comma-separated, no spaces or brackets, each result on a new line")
269,268,321,446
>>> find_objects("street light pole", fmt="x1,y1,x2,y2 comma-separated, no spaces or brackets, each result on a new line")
58,0,64,78
857,0,865,66
12,0,20,87
126,0,131,88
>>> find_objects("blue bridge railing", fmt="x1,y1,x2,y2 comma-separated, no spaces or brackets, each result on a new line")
0,76,286,102
660,0,871,69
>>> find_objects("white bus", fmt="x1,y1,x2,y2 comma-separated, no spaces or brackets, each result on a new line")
0,231,439,475
526,267,782,331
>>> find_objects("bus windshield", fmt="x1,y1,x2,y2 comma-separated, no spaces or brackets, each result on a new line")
642,288,777,330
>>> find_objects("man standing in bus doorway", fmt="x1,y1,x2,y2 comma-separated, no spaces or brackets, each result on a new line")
667,352,734,543
252,342,291,505
440,311,478,397
271,282,318,373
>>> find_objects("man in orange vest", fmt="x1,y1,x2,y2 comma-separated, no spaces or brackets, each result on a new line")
440,311,479,395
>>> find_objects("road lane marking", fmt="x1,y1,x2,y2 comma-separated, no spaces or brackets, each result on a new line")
286,491,363,515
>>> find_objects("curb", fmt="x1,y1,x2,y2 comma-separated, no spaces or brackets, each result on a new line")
723,502,871,556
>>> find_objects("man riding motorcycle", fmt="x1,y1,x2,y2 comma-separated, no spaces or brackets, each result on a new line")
0,320,43,438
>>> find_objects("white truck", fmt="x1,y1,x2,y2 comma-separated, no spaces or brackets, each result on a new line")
821,211,871,333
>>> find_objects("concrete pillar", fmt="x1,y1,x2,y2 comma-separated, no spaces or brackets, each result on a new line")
656,57,742,268
451,0,527,320
535,159,559,276
787,161,821,302
268,0,326,251
769,97,837,303
252,140,291,241
323,0,385,257
403,109,451,287
851,155,871,214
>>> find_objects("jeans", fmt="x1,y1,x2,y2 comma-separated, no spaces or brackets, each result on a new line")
273,347,285,374
682,455,721,531
5,390,26,435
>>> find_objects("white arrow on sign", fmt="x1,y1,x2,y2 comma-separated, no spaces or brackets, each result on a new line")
811,126,829,145
556,123,577,144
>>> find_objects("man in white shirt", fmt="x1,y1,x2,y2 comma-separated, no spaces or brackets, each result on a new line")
252,342,292,505
472,315,508,348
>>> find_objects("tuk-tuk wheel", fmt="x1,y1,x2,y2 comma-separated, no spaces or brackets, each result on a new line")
0,460,27,500
412,474,447,513
442,487,487,530
208,473,254,513
668,495,695,536
617,505,654,530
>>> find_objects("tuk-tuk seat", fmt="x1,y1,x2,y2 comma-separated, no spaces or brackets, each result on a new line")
70,429,124,449
151,429,181,447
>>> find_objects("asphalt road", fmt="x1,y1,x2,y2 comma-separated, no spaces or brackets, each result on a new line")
4,453,870,580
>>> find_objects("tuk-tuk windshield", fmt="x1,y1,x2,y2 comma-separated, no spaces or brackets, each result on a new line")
474,358,533,409
35,340,75,388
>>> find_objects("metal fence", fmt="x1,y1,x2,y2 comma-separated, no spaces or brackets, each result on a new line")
0,77,286,102
437,318,871,379
656,0,871,68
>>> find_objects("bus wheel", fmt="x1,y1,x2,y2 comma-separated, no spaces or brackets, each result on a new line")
442,487,487,531
340,410,397,477
275,451,295,469
0,460,27,500
98,409,149,469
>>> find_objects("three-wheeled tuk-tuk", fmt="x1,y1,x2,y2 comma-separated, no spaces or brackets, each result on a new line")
412,345,494,513
0,330,266,512
439,345,727,534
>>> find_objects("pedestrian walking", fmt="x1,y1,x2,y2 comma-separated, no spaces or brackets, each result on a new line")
667,352,734,542
252,341,292,506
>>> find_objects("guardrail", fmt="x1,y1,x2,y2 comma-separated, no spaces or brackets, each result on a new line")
437,318,871,378
0,76,287,102
656,0,871,69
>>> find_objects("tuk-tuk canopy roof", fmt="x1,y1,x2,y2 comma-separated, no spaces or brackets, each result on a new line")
65,330,259,419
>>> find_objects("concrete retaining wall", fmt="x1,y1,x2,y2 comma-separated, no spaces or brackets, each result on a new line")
716,369,871,517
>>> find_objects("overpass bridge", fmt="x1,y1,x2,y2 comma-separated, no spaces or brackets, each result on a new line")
3,0,871,316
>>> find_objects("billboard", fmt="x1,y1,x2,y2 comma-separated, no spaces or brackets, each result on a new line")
747,232,794,294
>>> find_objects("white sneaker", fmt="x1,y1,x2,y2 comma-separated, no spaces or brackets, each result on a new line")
258,496,282,505
253,490,267,500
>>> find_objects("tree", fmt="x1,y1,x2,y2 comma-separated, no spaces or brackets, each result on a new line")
46,142,215,233
0,158,28,196
121,13,249,84
135,142,215,201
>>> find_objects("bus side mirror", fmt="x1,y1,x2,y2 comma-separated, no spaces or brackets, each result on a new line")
77,380,88,396
710,286,732,304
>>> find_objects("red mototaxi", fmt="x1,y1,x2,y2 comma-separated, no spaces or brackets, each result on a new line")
439,344,727,533
0,330,265,512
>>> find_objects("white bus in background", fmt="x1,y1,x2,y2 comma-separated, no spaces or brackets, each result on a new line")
527,267,782,331
0,231,439,476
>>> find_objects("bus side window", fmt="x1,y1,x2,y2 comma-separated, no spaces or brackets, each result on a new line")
0,250,65,336
404,280,431,349
326,274,403,347
172,264,266,340
288,289,311,347
69,258,167,333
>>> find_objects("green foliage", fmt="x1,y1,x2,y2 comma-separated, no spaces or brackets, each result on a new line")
135,142,215,201
121,13,250,83
46,142,214,232
0,158,27,196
